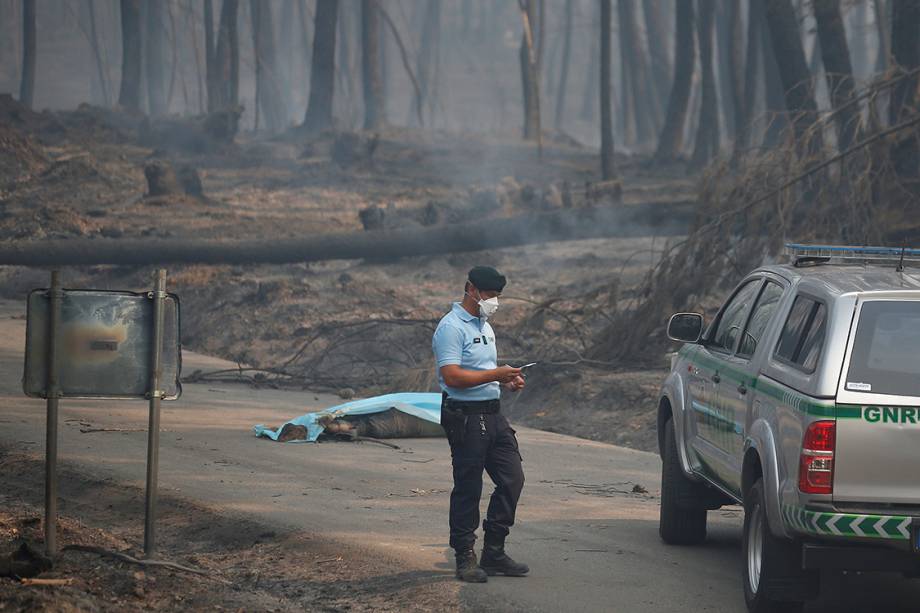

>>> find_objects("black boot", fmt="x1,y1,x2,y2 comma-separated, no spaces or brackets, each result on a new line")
455,549,488,583
479,538,529,577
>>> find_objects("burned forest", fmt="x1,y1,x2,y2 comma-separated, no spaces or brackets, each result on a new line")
1,1,919,455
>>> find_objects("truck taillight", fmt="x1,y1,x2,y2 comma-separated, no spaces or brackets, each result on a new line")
799,420,835,495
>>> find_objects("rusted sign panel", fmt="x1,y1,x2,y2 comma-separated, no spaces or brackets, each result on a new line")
23,290,181,399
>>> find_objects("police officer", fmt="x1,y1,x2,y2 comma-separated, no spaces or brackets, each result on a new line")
432,266,529,583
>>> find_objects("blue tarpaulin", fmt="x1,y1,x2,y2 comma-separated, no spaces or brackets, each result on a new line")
253,392,442,442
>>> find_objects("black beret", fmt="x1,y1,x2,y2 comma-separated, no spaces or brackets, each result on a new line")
468,266,506,292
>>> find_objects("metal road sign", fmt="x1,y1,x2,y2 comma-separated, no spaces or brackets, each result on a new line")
23,289,181,399
25,271,180,559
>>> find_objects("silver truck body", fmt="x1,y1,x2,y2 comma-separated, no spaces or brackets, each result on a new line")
660,262,920,549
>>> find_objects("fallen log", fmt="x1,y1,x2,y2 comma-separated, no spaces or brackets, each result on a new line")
0,201,693,267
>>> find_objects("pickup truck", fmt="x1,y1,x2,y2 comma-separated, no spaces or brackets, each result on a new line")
657,244,920,613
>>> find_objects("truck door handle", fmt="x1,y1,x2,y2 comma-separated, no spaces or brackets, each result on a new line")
711,373,721,384
737,383,747,395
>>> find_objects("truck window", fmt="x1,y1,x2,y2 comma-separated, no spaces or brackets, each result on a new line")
845,301,920,397
737,281,784,358
710,280,762,353
774,296,827,373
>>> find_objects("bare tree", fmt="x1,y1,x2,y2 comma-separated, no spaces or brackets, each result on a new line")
214,0,240,110
890,0,919,124
642,0,672,103
83,0,110,106
691,0,719,168
580,4,599,123
19,0,36,109
303,0,338,132
518,0,541,144
726,0,744,150
736,0,762,155
873,0,890,73
654,0,695,162
760,1,788,148
412,0,441,126
813,0,857,149
146,0,168,116
251,0,285,132
763,0,821,147
204,0,217,112
361,0,384,130
715,0,741,143
619,0,659,146
553,0,573,130
600,0,615,179
280,0,297,121
118,0,142,111
889,0,919,178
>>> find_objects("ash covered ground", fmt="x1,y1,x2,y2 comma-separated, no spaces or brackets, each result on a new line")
0,95,695,453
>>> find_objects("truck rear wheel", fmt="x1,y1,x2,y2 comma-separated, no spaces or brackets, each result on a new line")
742,478,817,612
659,417,707,545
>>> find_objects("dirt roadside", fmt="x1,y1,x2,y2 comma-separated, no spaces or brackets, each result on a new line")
0,448,458,612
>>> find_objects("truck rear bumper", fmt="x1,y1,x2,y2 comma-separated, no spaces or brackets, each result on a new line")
802,542,920,573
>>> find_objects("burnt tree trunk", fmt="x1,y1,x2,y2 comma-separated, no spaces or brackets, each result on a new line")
280,0,296,121
553,0,573,130
412,0,440,127
727,0,745,152
214,0,240,110
691,0,719,168
84,0,110,106
579,9,599,122
643,0,671,106
145,0,168,116
0,202,693,267
204,0,217,112
337,0,360,126
763,0,821,149
619,0,659,145
889,0,920,179
873,0,890,73
813,0,858,149
715,0,740,142
761,2,787,148
519,0,541,143
118,0,142,111
19,0,36,109
654,0,695,162
600,0,615,179
737,0,762,155
361,0,385,130
251,0,285,133
303,0,338,133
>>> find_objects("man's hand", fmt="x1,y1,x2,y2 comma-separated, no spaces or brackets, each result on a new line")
503,375,525,392
494,365,522,384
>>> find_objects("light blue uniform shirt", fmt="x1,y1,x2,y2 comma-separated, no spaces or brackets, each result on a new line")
432,302,499,401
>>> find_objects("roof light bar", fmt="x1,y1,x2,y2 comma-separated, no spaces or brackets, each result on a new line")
785,244,920,265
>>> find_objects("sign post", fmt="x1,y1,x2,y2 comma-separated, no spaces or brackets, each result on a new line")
144,269,167,558
44,270,62,557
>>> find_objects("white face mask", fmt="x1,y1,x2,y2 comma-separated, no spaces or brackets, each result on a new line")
468,289,500,319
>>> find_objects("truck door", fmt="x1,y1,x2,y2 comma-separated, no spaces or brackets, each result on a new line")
834,297,920,505
689,278,762,489
716,280,786,494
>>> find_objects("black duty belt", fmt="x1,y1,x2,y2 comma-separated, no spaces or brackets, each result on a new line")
442,393,500,415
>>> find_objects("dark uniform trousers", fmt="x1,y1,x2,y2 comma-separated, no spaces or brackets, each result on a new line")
440,394,525,552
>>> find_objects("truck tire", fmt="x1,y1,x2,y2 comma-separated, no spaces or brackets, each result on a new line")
742,478,817,613
659,417,707,545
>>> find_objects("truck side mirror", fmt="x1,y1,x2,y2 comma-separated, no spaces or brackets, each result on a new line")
667,313,703,343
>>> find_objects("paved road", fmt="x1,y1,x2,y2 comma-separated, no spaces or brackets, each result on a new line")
1,299,918,612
